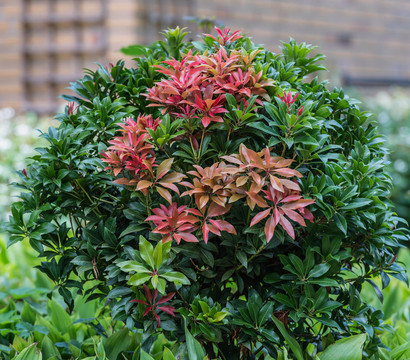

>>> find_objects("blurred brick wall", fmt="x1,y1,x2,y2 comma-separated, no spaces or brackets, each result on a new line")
1,0,410,113
0,0,144,113
197,0,410,82
0,0,23,110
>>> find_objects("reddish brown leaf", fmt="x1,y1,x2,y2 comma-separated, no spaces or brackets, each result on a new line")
202,223,210,244
199,194,210,209
207,202,232,217
281,208,306,226
279,215,295,239
136,180,153,191
250,208,271,227
246,192,268,208
157,292,175,304
156,158,173,180
273,168,302,178
157,187,173,204
264,214,276,242
280,179,300,191
177,232,199,243
207,222,221,236
114,178,132,185
158,306,176,317
130,299,148,305
161,172,185,183
281,199,315,210
214,220,236,235
158,182,180,194
270,175,284,192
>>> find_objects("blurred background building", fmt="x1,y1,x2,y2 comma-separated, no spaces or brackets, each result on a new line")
1,0,410,114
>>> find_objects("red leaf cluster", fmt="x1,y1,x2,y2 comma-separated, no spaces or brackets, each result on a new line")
279,91,299,108
186,202,236,244
178,144,315,242
146,203,199,244
145,37,274,127
136,158,186,204
130,284,175,327
102,28,314,246
204,26,243,46
278,90,304,117
181,163,233,209
101,115,158,178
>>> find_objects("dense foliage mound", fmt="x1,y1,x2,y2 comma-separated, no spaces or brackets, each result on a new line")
7,27,408,359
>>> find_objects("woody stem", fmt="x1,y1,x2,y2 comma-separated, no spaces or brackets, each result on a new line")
235,244,265,271
188,135,198,161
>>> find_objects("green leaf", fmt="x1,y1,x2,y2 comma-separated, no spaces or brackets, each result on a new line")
47,299,72,334
247,122,278,136
236,251,247,269
198,301,209,314
389,341,410,359
313,317,341,329
40,336,60,359
139,236,155,270
336,99,349,109
308,263,331,278
95,339,107,360
258,302,274,326
295,133,319,146
141,349,155,360
334,213,347,235
365,279,383,303
21,302,38,324
107,286,133,299
272,315,303,360
153,241,164,269
161,271,190,285
248,290,262,322
128,273,152,286
341,198,372,210
308,278,339,287
121,44,147,57
184,318,206,360
14,343,41,360
221,268,235,282
119,224,146,238
151,274,159,288
212,311,229,323
104,327,131,360
163,347,177,360
117,261,149,273
288,254,305,277
319,334,366,360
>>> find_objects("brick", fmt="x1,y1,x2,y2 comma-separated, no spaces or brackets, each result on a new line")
0,83,21,93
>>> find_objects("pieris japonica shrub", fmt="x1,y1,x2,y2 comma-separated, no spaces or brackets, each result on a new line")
7,27,408,359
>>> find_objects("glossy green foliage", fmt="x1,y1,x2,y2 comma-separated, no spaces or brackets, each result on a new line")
6,27,409,359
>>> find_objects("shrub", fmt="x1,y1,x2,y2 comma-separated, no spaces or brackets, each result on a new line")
7,27,409,358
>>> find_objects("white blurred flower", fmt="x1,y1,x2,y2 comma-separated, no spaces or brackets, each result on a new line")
394,159,408,173
15,124,32,137
0,107,15,121
0,138,12,151
19,144,33,155
378,111,389,125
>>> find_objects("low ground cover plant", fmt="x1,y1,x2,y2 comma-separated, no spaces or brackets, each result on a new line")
6,27,408,359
